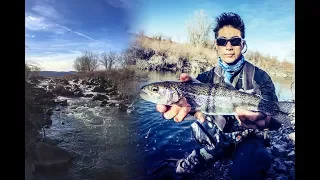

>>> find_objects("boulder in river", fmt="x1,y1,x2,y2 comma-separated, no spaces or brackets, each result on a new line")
33,142,72,168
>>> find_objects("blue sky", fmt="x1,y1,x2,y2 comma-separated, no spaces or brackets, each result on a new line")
26,0,295,71
25,0,139,71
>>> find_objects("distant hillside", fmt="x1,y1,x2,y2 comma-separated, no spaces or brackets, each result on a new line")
39,71,77,77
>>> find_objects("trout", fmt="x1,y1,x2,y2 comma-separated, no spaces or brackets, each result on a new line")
140,81,295,128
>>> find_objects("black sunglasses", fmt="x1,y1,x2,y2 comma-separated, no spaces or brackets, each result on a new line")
216,37,243,46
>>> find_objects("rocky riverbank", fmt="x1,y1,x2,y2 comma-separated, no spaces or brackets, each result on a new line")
150,127,295,180
25,78,73,179
25,75,139,179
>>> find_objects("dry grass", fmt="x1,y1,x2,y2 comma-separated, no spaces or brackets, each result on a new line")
130,35,294,77
136,35,218,66
245,51,295,77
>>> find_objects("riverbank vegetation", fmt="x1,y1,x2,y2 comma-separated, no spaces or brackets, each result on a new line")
116,10,294,79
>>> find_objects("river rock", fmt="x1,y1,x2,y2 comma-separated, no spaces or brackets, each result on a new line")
100,100,108,107
288,132,295,144
273,158,287,173
84,93,94,98
52,84,74,96
42,137,59,146
45,108,53,115
90,117,104,125
61,79,69,85
92,94,108,101
74,91,84,97
92,85,106,93
42,116,52,126
48,84,54,89
45,91,56,98
117,103,128,111
56,99,68,106
271,144,287,157
275,175,288,180
33,142,72,167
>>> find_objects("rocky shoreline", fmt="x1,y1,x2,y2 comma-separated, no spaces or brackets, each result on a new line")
151,126,295,180
25,76,136,179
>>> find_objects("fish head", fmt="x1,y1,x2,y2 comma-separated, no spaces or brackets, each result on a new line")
140,82,180,105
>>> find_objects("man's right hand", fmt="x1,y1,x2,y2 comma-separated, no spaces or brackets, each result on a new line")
155,73,206,123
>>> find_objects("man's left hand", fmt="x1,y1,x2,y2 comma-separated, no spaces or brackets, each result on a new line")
234,107,271,129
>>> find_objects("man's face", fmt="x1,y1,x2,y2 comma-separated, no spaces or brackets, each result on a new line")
215,25,244,64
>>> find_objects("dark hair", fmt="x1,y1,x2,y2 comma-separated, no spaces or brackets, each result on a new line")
213,12,245,39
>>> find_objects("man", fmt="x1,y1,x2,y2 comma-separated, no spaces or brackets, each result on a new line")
156,12,281,179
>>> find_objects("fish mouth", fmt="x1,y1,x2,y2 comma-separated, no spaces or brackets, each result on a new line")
140,90,160,104
139,90,150,100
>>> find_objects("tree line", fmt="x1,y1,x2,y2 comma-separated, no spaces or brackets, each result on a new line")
73,50,124,72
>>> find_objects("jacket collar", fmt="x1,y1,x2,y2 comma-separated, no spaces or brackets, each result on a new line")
214,60,248,77
213,62,223,77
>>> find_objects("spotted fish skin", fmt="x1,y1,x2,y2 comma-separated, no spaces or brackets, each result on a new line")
140,81,295,127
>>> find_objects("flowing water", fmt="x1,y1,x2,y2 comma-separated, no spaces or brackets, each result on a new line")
34,71,294,180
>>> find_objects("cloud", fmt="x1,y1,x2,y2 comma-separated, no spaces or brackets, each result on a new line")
26,11,110,46
55,24,111,46
106,0,133,9
25,37,114,71
32,4,60,19
26,36,112,55
25,14,58,32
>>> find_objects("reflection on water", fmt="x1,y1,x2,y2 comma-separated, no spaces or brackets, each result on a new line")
36,71,294,180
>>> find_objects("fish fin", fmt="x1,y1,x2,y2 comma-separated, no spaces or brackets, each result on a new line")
215,81,237,90
237,81,263,98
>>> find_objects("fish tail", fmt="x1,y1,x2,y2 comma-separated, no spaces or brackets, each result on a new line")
271,110,295,128
259,100,295,128
272,101,295,127
277,101,295,114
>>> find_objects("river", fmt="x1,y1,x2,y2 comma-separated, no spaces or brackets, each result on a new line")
34,71,294,180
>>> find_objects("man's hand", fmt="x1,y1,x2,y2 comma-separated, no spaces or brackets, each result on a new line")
234,107,271,129
156,73,206,123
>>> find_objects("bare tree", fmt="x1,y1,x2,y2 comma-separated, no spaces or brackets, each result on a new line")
100,52,118,70
73,50,99,72
119,49,137,67
185,9,213,47
25,63,41,78
25,44,41,78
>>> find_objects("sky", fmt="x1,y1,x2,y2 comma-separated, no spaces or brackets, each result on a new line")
25,0,139,71
25,0,295,71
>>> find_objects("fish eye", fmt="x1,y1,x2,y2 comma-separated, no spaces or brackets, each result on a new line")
152,87,158,92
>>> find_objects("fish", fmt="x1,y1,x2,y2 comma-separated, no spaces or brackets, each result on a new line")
139,81,295,128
